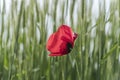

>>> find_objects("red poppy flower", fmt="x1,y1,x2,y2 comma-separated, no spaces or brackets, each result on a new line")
46,25,78,56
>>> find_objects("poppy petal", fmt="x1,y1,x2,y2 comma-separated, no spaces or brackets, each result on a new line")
46,25,78,56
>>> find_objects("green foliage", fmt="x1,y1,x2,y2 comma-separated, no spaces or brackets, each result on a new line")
0,0,120,80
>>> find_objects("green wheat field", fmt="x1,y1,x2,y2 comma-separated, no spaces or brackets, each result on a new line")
0,0,120,80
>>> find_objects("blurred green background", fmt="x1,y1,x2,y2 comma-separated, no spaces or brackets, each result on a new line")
0,0,120,80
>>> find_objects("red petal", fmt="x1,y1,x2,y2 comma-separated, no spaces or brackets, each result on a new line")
46,25,78,56
49,52,65,56
73,33,78,41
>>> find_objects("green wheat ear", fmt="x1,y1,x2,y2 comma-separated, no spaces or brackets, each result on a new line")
100,43,118,64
